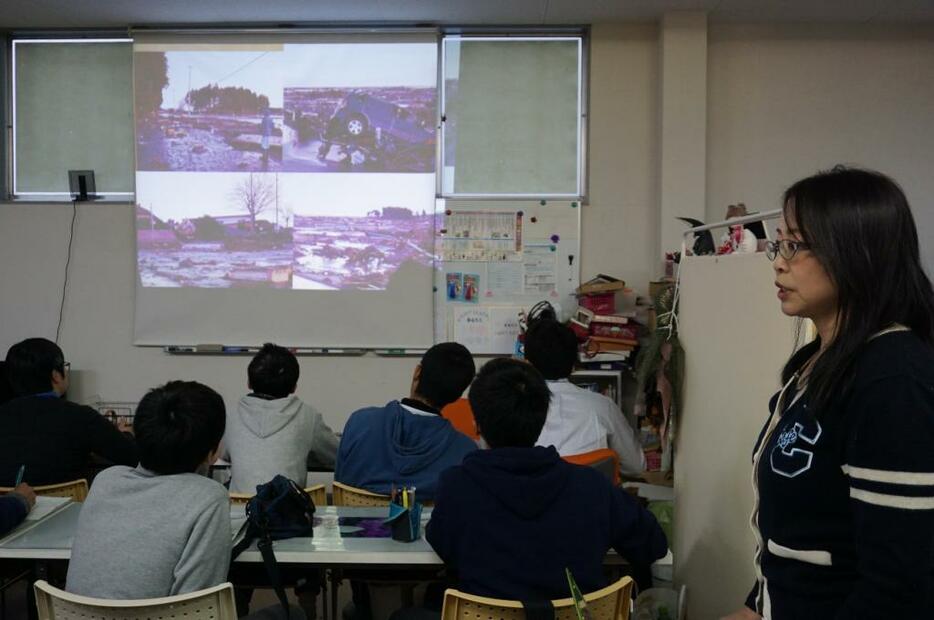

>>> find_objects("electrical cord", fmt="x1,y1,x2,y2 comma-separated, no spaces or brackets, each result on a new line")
55,199,78,344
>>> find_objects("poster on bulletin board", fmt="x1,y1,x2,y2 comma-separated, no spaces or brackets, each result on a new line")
434,200,581,354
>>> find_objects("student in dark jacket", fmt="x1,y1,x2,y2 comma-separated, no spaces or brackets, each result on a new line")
426,358,668,601
0,483,35,536
0,338,138,486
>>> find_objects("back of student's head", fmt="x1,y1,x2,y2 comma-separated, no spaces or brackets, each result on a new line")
415,342,476,409
470,358,551,448
4,338,65,396
134,381,226,475
523,318,578,380
248,343,299,399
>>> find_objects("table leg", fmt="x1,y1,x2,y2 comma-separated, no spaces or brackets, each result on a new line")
320,569,329,620
330,568,341,620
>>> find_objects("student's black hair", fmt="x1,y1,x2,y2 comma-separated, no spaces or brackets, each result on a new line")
248,343,299,399
134,381,226,475
524,318,578,380
4,338,65,396
414,342,476,409
780,166,934,414
469,358,551,448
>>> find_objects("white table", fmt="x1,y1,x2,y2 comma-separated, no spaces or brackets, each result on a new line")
0,505,437,564
0,503,670,619
0,503,439,620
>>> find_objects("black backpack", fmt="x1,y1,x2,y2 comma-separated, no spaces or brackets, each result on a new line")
230,475,316,616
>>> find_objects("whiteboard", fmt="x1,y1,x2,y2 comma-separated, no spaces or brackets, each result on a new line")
433,200,581,354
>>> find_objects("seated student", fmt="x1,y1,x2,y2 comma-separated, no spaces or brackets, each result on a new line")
335,342,477,501
0,338,138,486
66,381,231,599
0,483,35,536
426,358,667,601
225,343,339,494
525,319,646,476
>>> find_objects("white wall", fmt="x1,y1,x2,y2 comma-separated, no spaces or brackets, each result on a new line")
675,254,797,619
584,23,659,288
707,23,934,274
0,24,662,425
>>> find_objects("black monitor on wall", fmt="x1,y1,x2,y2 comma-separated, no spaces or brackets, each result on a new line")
68,170,99,202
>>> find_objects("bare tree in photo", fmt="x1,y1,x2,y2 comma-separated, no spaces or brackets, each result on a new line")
230,173,275,230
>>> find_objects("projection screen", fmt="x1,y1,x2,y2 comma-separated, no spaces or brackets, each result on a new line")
132,33,438,347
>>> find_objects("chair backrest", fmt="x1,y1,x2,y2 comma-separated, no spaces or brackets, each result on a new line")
0,479,88,502
563,449,621,486
441,398,480,440
33,579,238,620
441,576,633,620
331,481,391,507
229,483,327,506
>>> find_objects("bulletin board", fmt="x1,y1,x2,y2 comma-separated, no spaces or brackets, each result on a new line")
433,200,581,354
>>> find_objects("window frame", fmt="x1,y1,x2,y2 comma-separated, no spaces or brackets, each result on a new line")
438,32,588,201
8,36,134,202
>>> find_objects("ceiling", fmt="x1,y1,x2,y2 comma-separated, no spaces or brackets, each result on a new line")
1,0,933,30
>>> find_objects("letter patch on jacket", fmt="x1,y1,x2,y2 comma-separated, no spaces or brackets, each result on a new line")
770,419,822,478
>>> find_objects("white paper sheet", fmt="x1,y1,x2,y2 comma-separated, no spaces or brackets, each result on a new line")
489,307,523,355
486,262,524,298
26,496,71,522
451,306,491,352
523,244,557,294
441,211,522,262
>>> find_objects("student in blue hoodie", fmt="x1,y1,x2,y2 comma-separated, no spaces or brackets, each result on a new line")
335,342,477,501
426,358,668,602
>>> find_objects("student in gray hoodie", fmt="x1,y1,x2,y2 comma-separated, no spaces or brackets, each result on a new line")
66,381,230,598
225,343,339,494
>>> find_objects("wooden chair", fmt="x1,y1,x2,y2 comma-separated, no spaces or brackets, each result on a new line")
441,576,633,620
331,481,391,507
0,479,88,502
329,482,437,619
563,449,621,486
33,579,238,620
441,398,480,440
229,483,327,506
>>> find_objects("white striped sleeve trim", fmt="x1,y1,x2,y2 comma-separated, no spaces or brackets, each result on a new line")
850,488,934,510
841,464,934,485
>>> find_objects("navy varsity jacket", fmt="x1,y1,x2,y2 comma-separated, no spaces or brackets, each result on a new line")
746,328,934,619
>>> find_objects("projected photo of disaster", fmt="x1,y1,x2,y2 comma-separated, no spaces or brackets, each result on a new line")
136,172,293,288
281,43,436,173
135,48,284,172
287,174,436,290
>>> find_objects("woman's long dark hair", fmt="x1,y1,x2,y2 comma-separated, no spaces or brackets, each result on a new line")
780,166,934,414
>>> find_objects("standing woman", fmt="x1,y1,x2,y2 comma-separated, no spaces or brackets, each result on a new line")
724,166,934,620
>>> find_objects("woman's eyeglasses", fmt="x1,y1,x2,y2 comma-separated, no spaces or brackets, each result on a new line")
766,239,810,261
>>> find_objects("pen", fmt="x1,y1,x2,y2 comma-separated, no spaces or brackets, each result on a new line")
14,465,25,486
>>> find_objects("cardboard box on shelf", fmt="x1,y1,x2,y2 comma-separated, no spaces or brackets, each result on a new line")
577,274,626,295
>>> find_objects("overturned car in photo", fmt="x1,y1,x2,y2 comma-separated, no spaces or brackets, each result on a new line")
301,92,434,171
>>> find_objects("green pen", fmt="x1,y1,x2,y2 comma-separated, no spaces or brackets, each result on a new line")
14,465,25,486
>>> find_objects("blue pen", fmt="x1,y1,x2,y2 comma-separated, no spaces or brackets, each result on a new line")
14,465,25,486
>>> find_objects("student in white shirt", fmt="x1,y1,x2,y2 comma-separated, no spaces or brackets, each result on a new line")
525,319,646,476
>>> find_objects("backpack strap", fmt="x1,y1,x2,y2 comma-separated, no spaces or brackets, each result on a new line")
257,529,290,619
